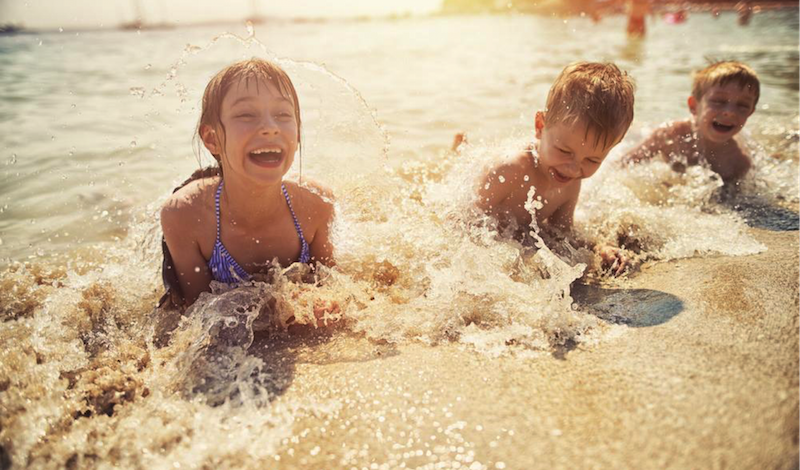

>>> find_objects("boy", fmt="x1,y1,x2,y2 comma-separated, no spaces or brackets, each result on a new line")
465,62,636,274
623,61,759,183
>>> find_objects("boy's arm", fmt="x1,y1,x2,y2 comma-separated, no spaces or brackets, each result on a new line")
723,144,753,183
549,185,628,276
548,190,578,233
475,162,516,215
621,126,671,165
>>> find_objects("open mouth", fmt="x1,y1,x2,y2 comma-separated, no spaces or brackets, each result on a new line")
551,168,573,184
711,121,736,133
248,147,284,167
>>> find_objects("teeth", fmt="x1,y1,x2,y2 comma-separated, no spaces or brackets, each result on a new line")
251,148,281,154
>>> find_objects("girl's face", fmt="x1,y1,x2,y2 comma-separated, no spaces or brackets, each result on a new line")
204,78,299,186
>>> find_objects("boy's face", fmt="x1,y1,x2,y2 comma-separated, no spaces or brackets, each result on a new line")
534,112,620,187
689,82,757,144
201,78,299,185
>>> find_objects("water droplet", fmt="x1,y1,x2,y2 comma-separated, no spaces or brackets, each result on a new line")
498,176,506,183
194,267,200,273
130,141,137,148
145,63,152,70
101,210,109,217
245,21,255,37
129,87,146,99
38,39,42,46
7,154,17,165
118,161,125,167
523,175,529,182
70,103,76,109
58,27,63,32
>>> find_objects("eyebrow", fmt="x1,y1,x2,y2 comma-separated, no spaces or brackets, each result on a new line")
230,95,292,107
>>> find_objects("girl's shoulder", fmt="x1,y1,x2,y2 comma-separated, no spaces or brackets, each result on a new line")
284,179,335,221
160,175,220,232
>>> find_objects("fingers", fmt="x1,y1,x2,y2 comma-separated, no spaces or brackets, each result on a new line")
451,132,467,152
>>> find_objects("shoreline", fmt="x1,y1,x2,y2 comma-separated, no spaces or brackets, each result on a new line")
258,227,799,469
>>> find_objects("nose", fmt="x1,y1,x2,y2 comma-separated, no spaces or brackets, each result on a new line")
560,159,581,177
259,115,280,135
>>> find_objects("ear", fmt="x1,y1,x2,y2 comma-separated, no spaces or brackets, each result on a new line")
534,111,545,140
199,124,221,156
687,96,697,115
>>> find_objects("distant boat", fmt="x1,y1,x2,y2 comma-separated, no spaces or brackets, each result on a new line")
0,24,24,35
119,0,175,31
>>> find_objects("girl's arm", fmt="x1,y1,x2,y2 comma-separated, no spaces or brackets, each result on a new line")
161,200,212,306
299,180,336,267
309,198,336,267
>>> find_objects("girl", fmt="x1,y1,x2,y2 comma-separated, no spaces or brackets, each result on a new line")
160,58,335,309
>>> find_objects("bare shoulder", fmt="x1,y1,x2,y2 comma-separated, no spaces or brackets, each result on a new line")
298,178,335,202
483,150,532,184
625,120,692,164
286,180,335,223
649,119,692,142
160,177,218,230
667,119,693,136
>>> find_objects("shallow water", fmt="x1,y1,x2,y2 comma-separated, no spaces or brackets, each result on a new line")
0,9,798,470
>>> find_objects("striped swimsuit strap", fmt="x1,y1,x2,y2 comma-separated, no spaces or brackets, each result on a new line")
207,181,311,284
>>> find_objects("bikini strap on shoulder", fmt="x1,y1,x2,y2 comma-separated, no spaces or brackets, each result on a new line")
281,184,306,239
215,180,224,241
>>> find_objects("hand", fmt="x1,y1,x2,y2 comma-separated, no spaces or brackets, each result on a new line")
596,245,628,277
451,132,468,153
312,299,341,328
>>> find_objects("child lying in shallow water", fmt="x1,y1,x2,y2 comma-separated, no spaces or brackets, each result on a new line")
456,62,637,275
623,61,760,184
159,58,336,322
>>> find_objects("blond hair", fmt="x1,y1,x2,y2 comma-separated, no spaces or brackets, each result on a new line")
195,58,302,166
692,61,760,106
544,62,635,149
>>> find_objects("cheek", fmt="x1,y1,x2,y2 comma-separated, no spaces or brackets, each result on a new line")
581,164,600,178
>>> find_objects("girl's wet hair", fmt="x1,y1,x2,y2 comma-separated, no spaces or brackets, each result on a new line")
194,58,303,174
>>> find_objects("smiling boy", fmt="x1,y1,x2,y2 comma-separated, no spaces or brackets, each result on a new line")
623,61,760,183
471,62,635,273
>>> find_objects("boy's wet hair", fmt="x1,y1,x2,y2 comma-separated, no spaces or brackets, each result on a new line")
544,62,635,149
195,58,302,169
692,60,760,107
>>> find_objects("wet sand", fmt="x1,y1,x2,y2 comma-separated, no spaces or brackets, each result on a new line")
263,228,798,469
